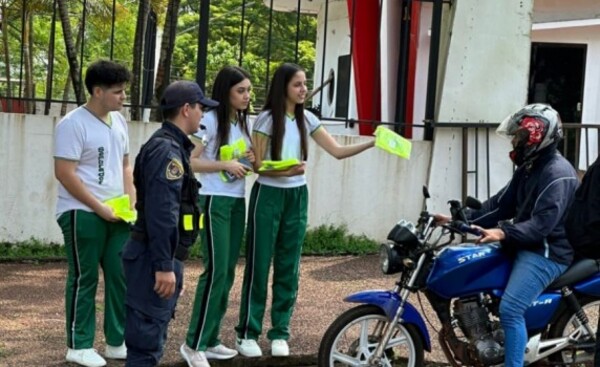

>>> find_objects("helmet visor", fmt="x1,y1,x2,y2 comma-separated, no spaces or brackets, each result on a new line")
497,113,520,139
496,107,548,139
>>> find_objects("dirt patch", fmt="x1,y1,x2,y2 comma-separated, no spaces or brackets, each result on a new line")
0,256,448,366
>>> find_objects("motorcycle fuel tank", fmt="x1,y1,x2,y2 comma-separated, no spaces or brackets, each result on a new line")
427,243,512,299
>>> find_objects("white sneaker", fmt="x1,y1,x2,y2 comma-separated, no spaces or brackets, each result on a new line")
271,339,289,357
236,338,262,357
180,344,211,367
205,344,238,360
104,342,127,359
66,348,107,367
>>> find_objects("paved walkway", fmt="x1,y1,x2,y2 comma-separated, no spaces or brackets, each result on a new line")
0,256,448,366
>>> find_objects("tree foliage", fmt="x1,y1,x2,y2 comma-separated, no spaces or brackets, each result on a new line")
0,0,317,116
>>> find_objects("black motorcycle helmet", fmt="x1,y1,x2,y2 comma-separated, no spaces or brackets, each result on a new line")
496,103,563,166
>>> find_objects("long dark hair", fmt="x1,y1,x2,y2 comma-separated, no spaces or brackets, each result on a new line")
211,66,252,159
263,63,307,161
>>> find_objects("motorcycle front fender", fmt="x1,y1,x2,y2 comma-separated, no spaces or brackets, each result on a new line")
344,290,431,351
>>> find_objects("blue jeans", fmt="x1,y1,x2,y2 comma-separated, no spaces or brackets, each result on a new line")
500,250,568,367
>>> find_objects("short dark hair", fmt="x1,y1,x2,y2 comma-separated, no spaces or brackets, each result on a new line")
84,60,131,94
161,103,198,121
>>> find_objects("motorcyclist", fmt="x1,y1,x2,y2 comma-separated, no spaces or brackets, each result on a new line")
435,104,579,367
565,154,600,365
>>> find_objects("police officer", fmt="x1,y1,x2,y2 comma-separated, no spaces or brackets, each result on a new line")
122,80,218,366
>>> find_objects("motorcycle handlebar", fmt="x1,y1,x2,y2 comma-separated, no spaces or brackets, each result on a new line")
451,221,482,237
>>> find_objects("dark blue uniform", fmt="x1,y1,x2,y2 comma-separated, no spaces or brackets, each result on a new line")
122,121,200,366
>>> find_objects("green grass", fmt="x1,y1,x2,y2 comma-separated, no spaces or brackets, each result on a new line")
189,224,379,259
0,239,64,260
302,224,379,255
0,224,379,261
0,342,8,359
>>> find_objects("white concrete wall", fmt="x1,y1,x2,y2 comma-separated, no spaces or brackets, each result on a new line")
533,0,600,23
0,112,160,244
0,112,431,244
532,24,600,168
305,135,431,241
426,0,535,214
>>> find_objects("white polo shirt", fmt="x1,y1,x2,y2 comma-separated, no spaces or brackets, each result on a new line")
254,110,321,188
191,110,252,198
54,106,129,216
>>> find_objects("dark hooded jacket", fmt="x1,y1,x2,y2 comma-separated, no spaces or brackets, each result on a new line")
565,156,600,258
467,146,579,265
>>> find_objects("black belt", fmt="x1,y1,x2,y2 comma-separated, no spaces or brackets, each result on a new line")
130,231,189,261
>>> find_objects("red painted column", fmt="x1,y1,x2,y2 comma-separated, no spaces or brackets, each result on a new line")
404,1,421,139
347,0,380,136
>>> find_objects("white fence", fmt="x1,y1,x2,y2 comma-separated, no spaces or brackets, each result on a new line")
0,112,432,244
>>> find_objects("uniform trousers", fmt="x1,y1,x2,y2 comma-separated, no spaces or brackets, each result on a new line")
236,182,308,341
186,195,245,350
58,210,128,349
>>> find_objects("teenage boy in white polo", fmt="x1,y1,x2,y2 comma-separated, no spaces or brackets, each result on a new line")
54,59,134,367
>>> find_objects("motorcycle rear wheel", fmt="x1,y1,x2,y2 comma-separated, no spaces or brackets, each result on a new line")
547,297,600,366
317,304,425,367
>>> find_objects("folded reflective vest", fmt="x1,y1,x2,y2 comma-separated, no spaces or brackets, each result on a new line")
104,194,137,223
258,158,301,172
374,125,411,159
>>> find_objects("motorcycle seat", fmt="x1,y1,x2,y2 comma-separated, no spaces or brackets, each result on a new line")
548,258,600,289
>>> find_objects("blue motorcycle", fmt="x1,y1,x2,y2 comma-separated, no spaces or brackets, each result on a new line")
318,187,600,366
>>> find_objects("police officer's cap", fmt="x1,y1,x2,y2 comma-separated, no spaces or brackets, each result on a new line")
160,80,219,109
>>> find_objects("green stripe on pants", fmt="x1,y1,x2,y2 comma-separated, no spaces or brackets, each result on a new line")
58,210,129,349
186,195,246,350
235,182,308,341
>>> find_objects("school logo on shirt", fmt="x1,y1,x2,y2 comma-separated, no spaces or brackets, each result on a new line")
166,158,184,180
98,147,105,184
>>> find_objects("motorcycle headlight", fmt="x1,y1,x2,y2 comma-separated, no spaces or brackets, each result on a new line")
379,243,403,275
386,220,419,248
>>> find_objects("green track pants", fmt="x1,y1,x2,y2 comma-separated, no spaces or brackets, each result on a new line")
235,182,308,341
58,210,129,349
186,195,246,350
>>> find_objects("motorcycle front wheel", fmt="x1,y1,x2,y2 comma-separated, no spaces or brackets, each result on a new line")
547,297,600,366
317,304,424,367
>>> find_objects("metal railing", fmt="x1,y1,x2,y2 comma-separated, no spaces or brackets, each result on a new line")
442,122,600,202
0,0,448,131
1,0,598,195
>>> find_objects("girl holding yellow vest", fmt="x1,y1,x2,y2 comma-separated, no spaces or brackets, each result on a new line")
235,63,374,358
180,66,254,367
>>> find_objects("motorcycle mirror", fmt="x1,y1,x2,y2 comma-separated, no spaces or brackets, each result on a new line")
422,186,430,199
465,196,482,210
